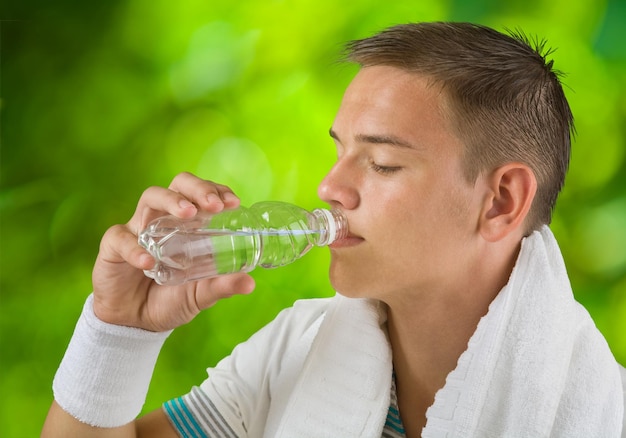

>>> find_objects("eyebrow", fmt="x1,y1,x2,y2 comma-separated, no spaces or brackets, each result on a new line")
329,128,417,150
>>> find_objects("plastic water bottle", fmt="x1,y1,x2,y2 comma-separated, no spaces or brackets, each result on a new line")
138,201,348,285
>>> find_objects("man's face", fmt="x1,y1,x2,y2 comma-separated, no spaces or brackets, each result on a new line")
318,66,485,303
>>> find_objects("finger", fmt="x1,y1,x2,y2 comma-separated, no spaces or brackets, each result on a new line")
100,224,155,270
140,185,199,217
127,186,198,233
168,172,241,212
194,273,256,310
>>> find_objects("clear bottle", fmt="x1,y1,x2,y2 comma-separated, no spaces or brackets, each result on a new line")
138,201,348,285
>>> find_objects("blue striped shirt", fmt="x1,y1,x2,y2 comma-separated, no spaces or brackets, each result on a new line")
164,374,407,437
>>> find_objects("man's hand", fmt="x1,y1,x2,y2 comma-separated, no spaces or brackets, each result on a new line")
91,172,256,332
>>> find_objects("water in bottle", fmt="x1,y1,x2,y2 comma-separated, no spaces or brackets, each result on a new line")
138,201,348,285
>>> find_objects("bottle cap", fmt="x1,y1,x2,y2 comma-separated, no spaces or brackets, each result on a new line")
318,208,337,243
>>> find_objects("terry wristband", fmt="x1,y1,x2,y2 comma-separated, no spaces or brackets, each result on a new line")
52,294,172,427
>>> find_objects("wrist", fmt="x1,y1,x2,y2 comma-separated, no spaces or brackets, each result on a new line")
52,294,172,427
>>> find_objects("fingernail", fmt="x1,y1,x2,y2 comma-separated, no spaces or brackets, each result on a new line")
178,199,195,210
207,193,223,206
139,253,154,268
223,192,239,203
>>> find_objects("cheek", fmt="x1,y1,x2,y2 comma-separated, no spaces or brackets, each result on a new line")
443,181,479,234
375,179,475,259
413,167,476,223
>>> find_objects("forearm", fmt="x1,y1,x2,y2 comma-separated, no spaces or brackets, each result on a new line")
42,402,137,438
42,402,176,438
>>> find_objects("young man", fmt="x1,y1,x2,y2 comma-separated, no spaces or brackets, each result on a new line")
43,22,625,437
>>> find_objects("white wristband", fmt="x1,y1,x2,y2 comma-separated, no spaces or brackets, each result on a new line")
52,294,172,427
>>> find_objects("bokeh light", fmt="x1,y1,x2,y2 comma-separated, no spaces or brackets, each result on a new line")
1,0,624,435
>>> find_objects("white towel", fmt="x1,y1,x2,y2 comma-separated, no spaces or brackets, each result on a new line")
272,226,623,437
424,226,624,437
274,295,393,437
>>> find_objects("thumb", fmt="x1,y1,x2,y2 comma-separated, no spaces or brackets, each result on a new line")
195,273,256,310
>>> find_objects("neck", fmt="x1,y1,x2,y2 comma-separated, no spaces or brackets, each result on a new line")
386,288,493,389
385,241,520,436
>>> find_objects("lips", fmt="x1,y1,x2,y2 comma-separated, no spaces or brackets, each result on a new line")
329,233,364,249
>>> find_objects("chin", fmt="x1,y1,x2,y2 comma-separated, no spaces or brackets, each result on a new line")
328,257,388,298
329,271,376,299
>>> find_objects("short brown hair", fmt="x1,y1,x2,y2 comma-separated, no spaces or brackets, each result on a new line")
343,22,574,232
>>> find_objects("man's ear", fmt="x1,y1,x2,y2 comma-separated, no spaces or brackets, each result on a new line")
479,163,537,242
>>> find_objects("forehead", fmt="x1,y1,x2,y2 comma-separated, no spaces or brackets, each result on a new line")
334,66,459,149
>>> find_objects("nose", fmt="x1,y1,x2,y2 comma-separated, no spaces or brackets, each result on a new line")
317,158,359,210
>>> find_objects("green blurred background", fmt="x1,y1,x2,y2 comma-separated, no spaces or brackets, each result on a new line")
1,0,625,435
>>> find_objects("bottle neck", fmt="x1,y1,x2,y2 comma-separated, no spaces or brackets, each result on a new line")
313,208,349,245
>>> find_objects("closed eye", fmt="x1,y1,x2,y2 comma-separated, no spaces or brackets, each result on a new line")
370,162,402,175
